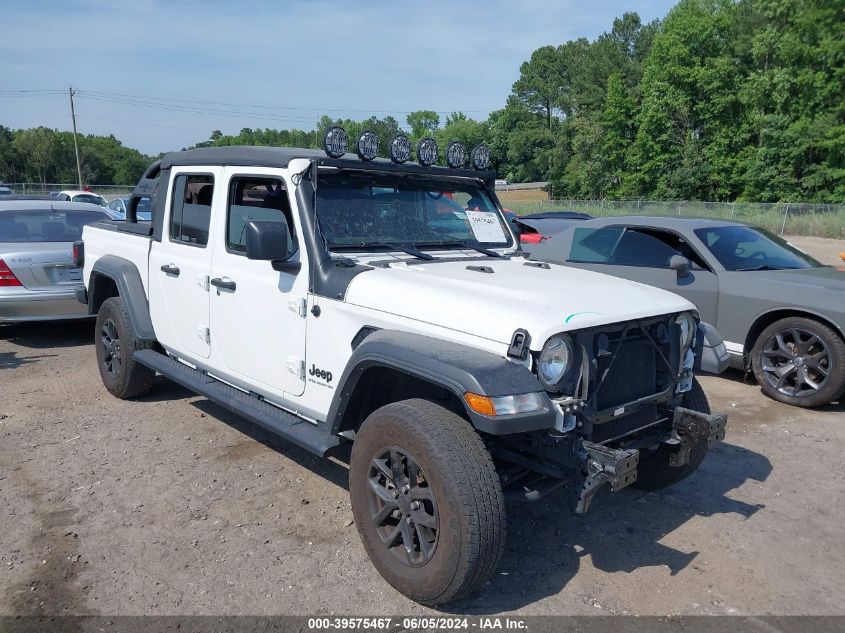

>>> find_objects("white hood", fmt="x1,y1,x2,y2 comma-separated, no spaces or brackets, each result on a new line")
344,255,696,349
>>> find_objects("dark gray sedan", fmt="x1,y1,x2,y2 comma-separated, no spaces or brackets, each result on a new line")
1,201,110,323
531,216,845,408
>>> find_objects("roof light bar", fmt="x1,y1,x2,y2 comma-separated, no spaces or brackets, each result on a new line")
324,126,349,158
357,131,380,161
389,135,412,164
446,141,467,168
417,137,439,167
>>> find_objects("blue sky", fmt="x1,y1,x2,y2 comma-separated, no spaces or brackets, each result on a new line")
1,0,676,155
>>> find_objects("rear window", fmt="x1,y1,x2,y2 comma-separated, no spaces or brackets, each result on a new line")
71,193,107,207
0,209,109,243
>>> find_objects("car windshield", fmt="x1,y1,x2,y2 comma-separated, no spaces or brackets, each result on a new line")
694,225,821,271
72,193,107,207
315,172,512,250
0,209,108,242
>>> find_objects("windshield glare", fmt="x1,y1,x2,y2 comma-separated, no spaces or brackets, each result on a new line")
315,172,512,250
72,193,107,207
694,225,821,270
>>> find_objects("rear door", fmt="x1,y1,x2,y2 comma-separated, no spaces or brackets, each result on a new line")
148,169,220,360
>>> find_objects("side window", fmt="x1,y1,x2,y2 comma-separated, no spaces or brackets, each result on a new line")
568,226,624,263
170,174,213,246
226,176,297,255
611,229,682,268
635,228,710,270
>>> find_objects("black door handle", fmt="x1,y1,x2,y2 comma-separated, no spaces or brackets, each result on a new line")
210,277,236,291
160,264,180,276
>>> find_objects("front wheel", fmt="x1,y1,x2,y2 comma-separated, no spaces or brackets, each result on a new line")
349,399,505,606
633,378,711,491
751,316,845,408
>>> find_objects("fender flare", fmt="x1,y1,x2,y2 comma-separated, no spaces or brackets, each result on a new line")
88,255,156,341
326,329,556,435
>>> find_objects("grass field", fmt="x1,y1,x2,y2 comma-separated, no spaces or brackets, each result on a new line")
506,199,845,239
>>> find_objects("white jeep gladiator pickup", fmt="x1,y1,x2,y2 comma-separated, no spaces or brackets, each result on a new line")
76,132,728,605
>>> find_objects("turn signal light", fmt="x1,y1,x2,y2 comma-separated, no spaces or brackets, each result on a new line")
0,258,22,287
464,392,545,416
464,393,496,416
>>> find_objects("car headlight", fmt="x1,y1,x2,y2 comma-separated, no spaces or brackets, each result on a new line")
538,334,573,389
676,312,696,350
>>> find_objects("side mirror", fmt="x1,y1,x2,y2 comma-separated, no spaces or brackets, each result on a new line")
245,219,290,262
669,254,691,279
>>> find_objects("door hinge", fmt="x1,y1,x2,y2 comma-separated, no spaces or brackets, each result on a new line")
287,356,305,380
198,274,210,291
288,296,307,317
197,326,210,344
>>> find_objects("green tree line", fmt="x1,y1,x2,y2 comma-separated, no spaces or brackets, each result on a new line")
2,0,842,202
0,125,150,186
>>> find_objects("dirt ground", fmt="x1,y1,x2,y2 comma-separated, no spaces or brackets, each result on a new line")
1,319,843,617
784,235,845,266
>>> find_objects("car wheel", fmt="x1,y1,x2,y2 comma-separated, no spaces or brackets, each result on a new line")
751,316,845,408
632,378,711,491
95,296,155,399
349,399,505,606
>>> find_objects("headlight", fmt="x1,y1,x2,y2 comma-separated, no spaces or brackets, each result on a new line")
676,312,696,349
538,334,573,389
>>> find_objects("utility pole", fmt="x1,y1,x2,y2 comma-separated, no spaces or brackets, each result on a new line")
68,86,83,189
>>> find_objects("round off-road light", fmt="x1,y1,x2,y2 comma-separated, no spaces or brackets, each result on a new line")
324,126,348,158
471,143,491,170
357,131,380,161
417,137,439,167
446,141,467,168
389,135,411,164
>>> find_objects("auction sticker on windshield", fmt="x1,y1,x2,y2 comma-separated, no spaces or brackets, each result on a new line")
465,210,507,243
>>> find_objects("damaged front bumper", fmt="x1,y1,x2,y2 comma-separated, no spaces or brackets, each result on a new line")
574,407,728,513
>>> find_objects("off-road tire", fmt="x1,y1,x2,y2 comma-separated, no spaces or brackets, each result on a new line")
95,296,155,399
751,316,845,408
632,377,711,491
349,399,505,606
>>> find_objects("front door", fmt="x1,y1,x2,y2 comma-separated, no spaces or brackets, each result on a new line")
148,169,220,360
208,168,307,397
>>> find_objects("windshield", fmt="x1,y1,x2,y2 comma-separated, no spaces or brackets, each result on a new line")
694,225,821,271
0,209,109,242
315,172,512,250
72,193,107,207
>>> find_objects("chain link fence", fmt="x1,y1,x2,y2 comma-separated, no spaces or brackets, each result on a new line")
1,183,135,201
509,199,845,239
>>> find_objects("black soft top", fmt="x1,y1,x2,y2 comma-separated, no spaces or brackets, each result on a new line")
157,146,494,183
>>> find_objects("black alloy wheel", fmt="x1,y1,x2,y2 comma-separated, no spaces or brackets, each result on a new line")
367,447,439,567
100,318,122,376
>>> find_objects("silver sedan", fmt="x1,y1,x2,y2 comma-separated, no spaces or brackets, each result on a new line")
1,200,110,323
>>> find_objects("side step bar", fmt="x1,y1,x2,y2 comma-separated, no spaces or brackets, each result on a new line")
134,349,341,457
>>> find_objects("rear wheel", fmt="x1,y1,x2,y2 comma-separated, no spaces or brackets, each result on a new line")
633,378,711,491
751,316,845,408
349,399,505,606
95,296,155,399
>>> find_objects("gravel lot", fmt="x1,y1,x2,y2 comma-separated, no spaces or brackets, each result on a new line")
1,320,843,617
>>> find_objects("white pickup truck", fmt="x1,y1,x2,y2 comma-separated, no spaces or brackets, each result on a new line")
76,134,728,605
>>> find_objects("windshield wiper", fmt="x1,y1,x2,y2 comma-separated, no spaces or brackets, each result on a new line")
372,242,435,261
455,240,503,258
